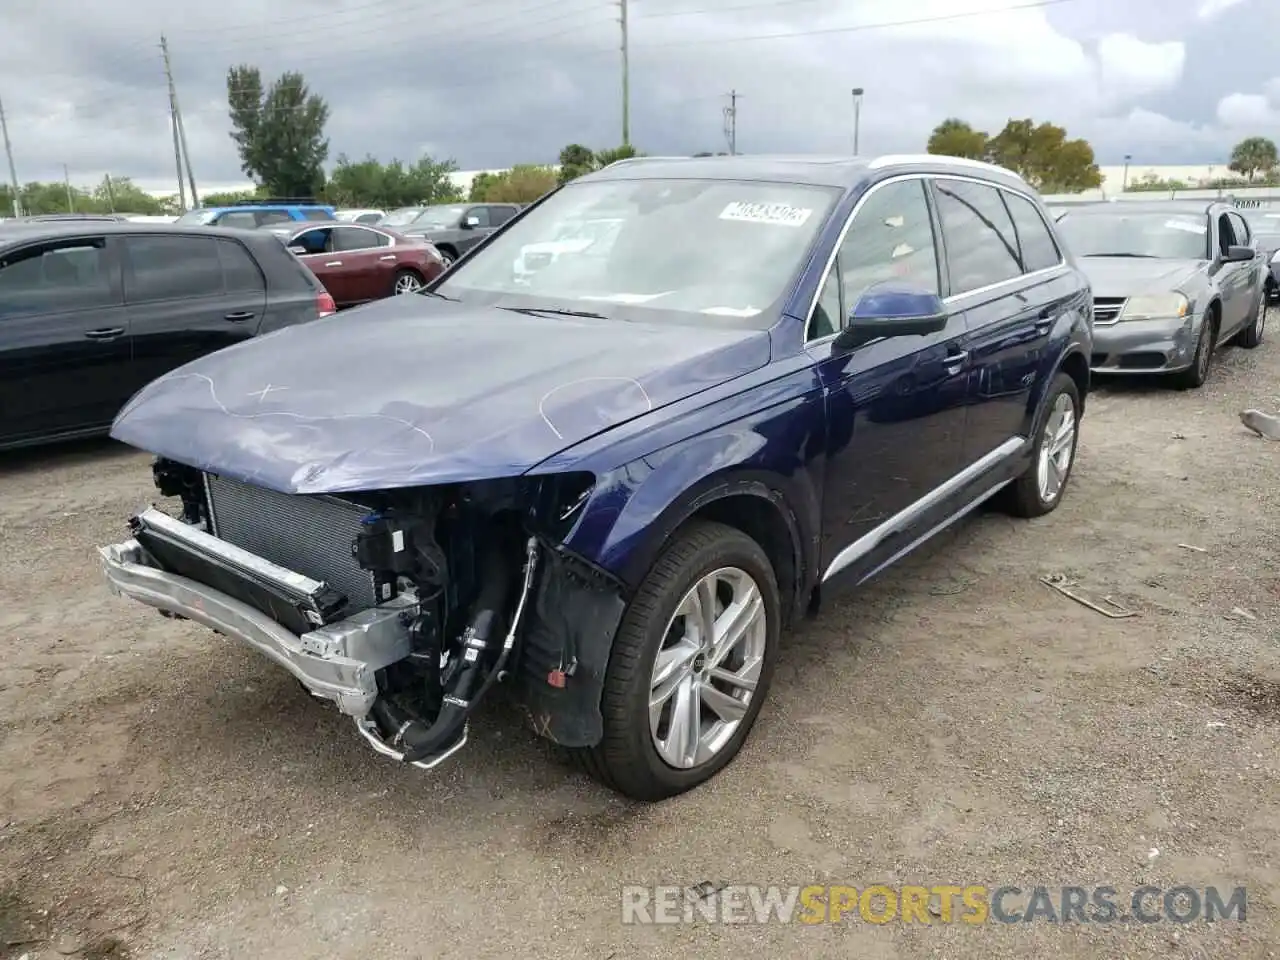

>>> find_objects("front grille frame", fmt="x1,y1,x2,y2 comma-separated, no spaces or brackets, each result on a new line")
1091,296,1126,326
203,473,379,611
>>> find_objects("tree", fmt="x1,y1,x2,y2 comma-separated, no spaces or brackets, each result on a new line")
93,176,166,215
200,189,260,207
927,117,1102,193
555,143,641,185
1228,137,1279,181
468,171,501,202
227,65,330,197
471,164,558,203
985,119,1102,193
926,118,989,160
325,154,461,208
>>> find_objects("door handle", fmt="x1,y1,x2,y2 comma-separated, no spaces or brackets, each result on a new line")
379,254,397,261
943,349,969,373
84,327,125,340
224,311,255,322
324,260,343,267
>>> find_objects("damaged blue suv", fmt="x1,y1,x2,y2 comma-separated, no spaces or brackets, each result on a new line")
100,154,1092,800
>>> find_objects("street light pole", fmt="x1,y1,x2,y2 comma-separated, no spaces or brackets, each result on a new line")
851,87,864,155
1122,154,1132,192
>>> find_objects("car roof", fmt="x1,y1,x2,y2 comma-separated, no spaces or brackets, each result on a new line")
574,153,1031,192
1058,201,1216,216
0,221,272,248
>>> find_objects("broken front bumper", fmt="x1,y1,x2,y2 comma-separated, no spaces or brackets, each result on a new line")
99,509,415,717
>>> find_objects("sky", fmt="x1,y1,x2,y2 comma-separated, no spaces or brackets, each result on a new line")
1,0,1279,195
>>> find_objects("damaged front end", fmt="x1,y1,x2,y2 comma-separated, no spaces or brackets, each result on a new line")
100,460,626,770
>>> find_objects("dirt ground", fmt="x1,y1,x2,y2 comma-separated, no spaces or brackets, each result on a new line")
2,317,1279,960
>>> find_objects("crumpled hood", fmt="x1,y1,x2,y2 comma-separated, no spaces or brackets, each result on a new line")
1078,257,1203,299
111,296,770,494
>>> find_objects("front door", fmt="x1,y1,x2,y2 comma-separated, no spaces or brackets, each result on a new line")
809,177,971,586
0,235,129,444
1213,212,1251,330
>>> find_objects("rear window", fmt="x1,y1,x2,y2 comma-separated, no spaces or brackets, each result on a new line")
174,210,217,226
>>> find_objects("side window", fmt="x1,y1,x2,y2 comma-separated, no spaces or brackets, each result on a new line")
291,229,329,255
256,210,294,227
1228,212,1250,246
333,227,389,251
466,207,491,228
1217,213,1236,256
216,212,258,230
808,271,843,340
838,179,941,305
488,205,518,226
355,213,381,225
301,209,334,221
217,240,264,293
0,238,118,316
1002,191,1062,273
934,179,1023,293
125,235,224,302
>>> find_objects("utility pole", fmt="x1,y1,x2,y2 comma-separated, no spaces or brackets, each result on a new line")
1122,154,1132,192
63,164,74,212
723,90,738,155
104,173,116,213
0,95,22,217
161,35,192,209
851,87,864,155
619,0,630,147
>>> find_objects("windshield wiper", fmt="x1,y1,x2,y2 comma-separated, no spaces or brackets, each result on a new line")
502,306,609,320
1085,252,1158,258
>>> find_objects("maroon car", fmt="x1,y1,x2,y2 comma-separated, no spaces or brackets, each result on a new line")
276,221,447,307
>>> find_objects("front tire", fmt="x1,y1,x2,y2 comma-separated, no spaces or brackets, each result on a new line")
998,372,1081,519
1172,311,1217,389
1234,285,1267,349
392,268,424,296
571,521,780,801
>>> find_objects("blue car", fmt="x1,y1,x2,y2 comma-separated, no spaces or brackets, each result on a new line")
99,154,1092,800
173,199,336,229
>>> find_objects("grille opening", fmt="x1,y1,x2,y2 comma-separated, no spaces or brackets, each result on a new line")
1117,352,1168,370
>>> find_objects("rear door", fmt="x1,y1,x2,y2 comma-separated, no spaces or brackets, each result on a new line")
934,178,1071,463
124,233,260,389
458,205,493,254
0,234,128,444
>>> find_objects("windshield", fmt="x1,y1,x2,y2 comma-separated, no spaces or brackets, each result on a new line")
410,205,466,228
380,207,425,226
174,210,217,225
436,178,840,328
1055,211,1209,259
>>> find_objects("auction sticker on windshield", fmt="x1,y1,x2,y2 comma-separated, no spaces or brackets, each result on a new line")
720,201,814,227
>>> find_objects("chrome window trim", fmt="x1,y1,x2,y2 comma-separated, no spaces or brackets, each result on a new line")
803,172,1068,346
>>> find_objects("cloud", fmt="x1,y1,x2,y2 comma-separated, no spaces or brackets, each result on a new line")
1196,0,1248,19
0,0,1267,195
1216,75,1280,127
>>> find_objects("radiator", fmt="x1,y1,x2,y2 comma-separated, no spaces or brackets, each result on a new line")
203,473,378,610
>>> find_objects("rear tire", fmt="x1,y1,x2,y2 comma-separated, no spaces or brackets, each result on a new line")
392,268,424,296
570,521,780,801
1171,310,1217,390
998,372,1081,519
436,246,457,268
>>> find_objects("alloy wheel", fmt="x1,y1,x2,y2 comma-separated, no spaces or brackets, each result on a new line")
648,566,766,769
394,273,423,294
1036,392,1076,504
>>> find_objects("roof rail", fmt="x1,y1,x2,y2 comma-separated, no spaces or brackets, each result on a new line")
866,154,1025,180
231,197,326,206
602,156,690,168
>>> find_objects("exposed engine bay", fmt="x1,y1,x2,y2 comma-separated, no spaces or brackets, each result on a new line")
102,457,626,769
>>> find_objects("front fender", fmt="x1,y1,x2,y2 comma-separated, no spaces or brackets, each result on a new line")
562,393,826,600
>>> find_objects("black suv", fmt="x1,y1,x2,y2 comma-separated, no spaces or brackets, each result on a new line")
0,222,335,451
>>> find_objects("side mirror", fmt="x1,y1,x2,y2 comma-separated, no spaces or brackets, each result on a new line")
834,284,948,351
462,215,480,229
1224,244,1254,263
